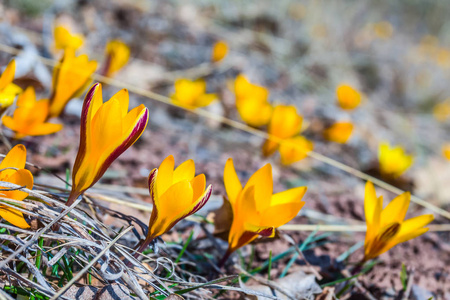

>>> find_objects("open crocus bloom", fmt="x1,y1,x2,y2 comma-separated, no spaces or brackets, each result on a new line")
136,155,212,253
262,105,303,157
234,75,272,127
211,40,228,63
323,122,354,144
0,144,33,229
54,26,84,51
336,84,362,110
67,83,149,205
49,49,98,118
363,181,433,261
171,79,217,109
0,60,22,110
2,86,63,139
222,158,306,261
378,142,413,178
279,136,314,165
102,40,130,77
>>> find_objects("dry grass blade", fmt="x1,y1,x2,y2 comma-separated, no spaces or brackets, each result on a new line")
50,226,133,300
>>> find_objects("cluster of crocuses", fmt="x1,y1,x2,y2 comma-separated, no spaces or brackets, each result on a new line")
0,79,434,266
0,31,431,267
0,25,130,139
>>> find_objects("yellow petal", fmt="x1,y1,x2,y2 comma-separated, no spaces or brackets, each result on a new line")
380,191,410,227
54,26,84,50
191,174,206,202
336,84,362,110
21,123,63,136
0,60,15,91
260,202,305,228
16,86,36,107
262,139,279,157
237,98,272,127
268,105,302,139
279,136,313,165
442,144,450,160
109,88,129,118
173,159,195,183
0,84,22,108
0,207,30,229
243,164,273,212
2,169,33,201
104,40,130,76
364,181,382,227
378,227,429,258
211,40,228,62
195,93,216,107
224,158,242,205
148,180,194,238
156,155,175,198
0,144,27,172
323,122,353,144
396,214,434,239
271,186,307,206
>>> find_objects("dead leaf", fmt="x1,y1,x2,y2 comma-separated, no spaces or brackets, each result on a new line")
240,271,322,300
207,196,233,241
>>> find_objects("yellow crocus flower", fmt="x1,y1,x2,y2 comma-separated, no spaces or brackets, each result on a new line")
0,144,34,229
378,142,413,178
54,26,84,51
211,40,228,63
323,122,354,144
135,155,213,254
262,105,303,157
433,101,450,122
0,60,22,110
49,49,98,118
236,98,273,128
336,84,362,110
372,21,394,39
234,74,268,105
220,158,306,265
279,136,314,165
66,83,149,205
442,144,450,160
363,181,433,261
102,40,130,77
171,79,216,109
2,87,63,139
234,75,272,127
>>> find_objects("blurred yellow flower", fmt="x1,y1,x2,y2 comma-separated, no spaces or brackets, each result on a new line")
363,181,433,261
336,84,362,110
136,155,212,254
378,142,413,178
442,144,450,160
0,60,22,110
54,26,84,51
372,21,394,39
67,83,149,205
49,49,98,118
323,122,353,144
234,74,268,105
433,101,450,122
234,75,272,127
0,144,34,229
171,79,216,109
211,40,228,63
279,136,313,165
102,40,130,77
221,158,306,264
2,87,63,139
262,105,303,157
